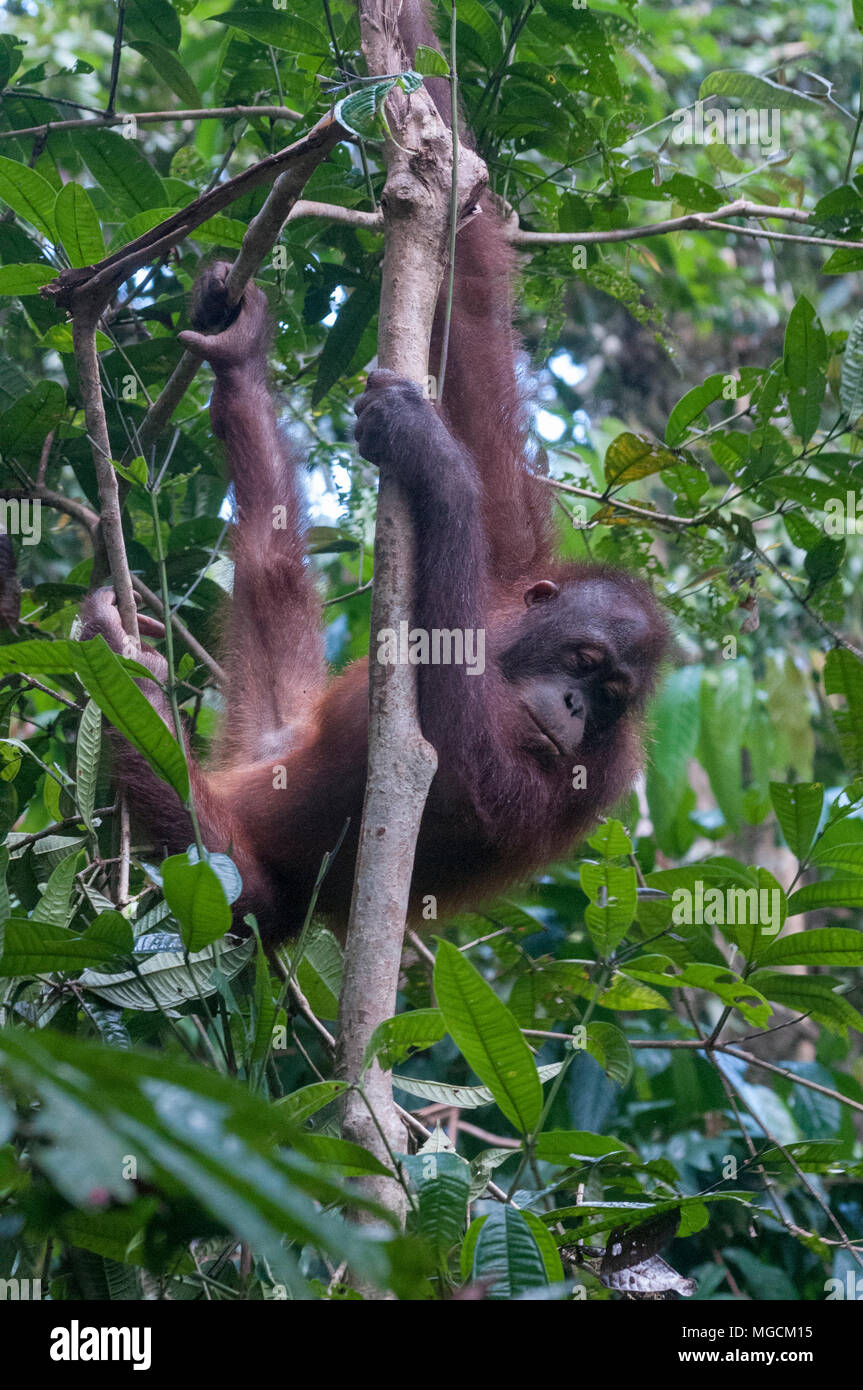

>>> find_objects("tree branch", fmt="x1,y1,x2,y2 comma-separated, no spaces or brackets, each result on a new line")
0,105,303,143
41,114,344,314
335,0,487,1249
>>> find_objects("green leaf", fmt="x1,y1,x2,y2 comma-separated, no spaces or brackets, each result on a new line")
312,283,377,404
646,664,702,847
580,860,637,957
699,70,821,112
584,1022,634,1087
193,214,249,249
677,964,771,1026
35,848,81,929
362,1008,445,1073
75,128,165,217
769,781,823,860
0,156,56,238
79,937,254,1009
0,918,125,976
0,381,66,453
787,879,863,915
291,926,343,1020
248,943,276,1079
521,1210,564,1284
783,296,827,443
433,940,542,1132
758,927,863,967
275,1080,348,1125
534,1130,630,1164
0,1029,393,1290
749,971,863,1037
0,263,58,295
125,0,181,48
292,1134,391,1177
129,41,202,106
162,854,232,952
841,306,863,423
404,1151,470,1255
600,975,669,1011
414,44,450,76
0,637,189,799
604,432,678,486
471,1206,548,1299
209,10,329,56
54,181,105,268
75,699,101,834
666,373,728,447
393,1063,563,1111
824,648,863,769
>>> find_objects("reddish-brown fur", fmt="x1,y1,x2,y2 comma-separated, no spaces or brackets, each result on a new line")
81,3,669,943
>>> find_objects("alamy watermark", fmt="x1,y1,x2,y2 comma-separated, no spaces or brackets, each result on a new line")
0,498,41,545
376,622,486,676
671,100,781,157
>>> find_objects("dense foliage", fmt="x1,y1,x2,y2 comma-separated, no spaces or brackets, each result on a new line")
0,0,862,1301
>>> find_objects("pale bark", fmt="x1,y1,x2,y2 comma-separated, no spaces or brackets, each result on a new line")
335,0,487,1254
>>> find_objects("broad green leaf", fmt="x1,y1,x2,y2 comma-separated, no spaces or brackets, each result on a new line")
414,44,450,76
841,306,863,423
291,926,343,1019
471,1206,548,1299
75,128,165,217
0,381,66,453
604,432,678,485
162,854,232,952
248,943,276,1081
312,283,377,404
521,1210,564,1284
125,0,181,48
0,1029,393,1290
824,648,863,769
534,1130,630,1164
34,848,81,929
393,1062,563,1110
75,699,101,833
666,373,728,447
787,880,863,915
0,263,57,295
0,918,126,976
433,940,542,1132
54,181,105,268
362,1008,445,1073
783,296,827,443
209,10,329,55
677,964,771,1026
700,70,822,112
584,1022,634,1086
129,42,201,106
646,665,702,847
292,1134,391,1177
0,155,56,238
769,781,823,860
587,819,632,857
79,936,254,1009
758,927,863,968
334,82,396,140
580,859,637,956
749,971,863,1037
403,1151,470,1255
276,1080,348,1125
600,975,669,1011
0,636,189,799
